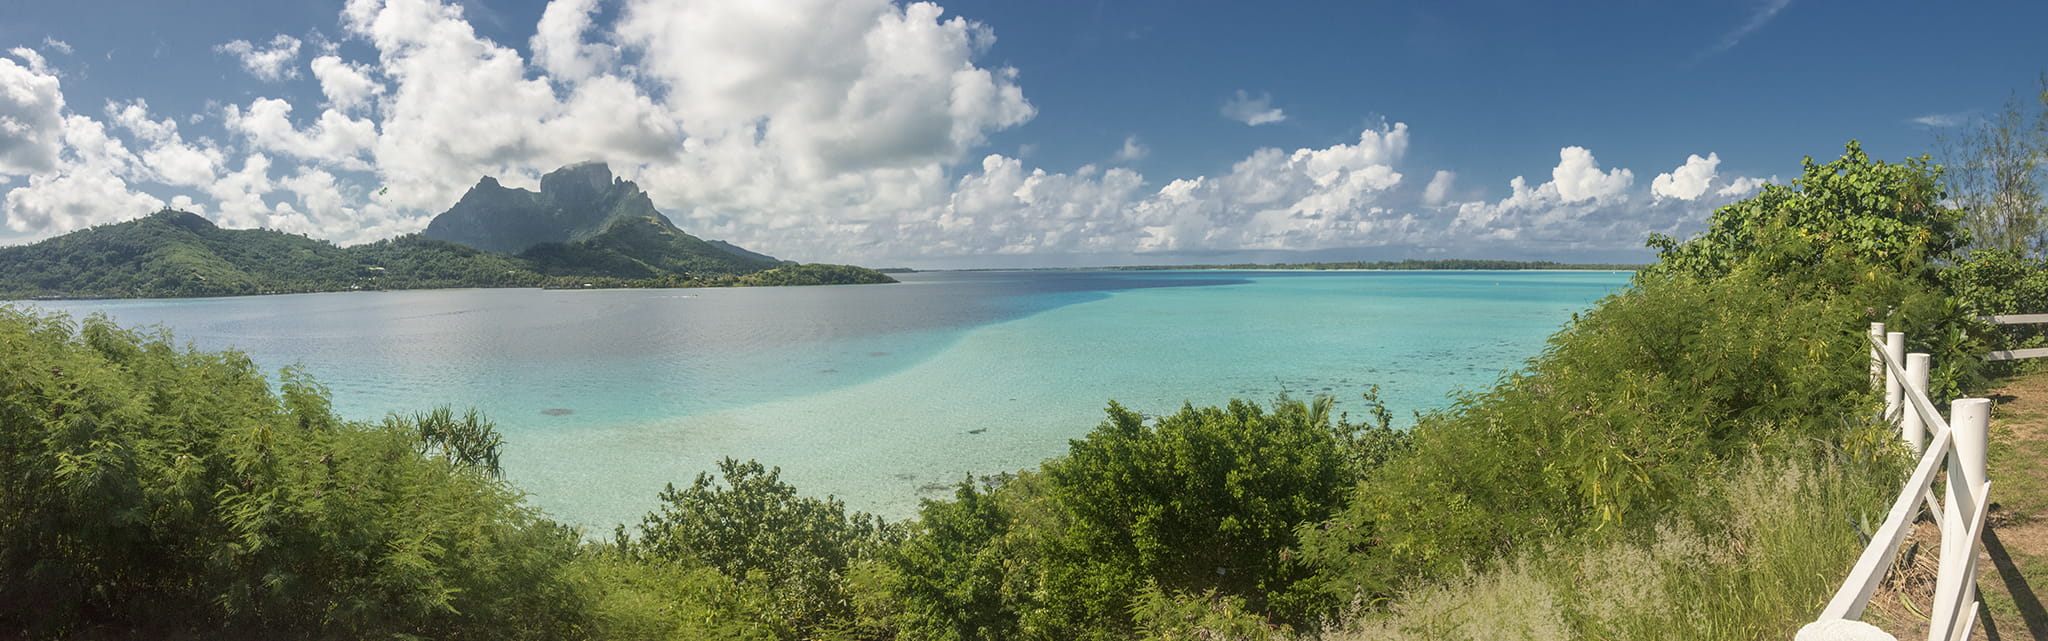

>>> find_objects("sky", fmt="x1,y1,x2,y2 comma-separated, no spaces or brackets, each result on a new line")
0,0,2043,268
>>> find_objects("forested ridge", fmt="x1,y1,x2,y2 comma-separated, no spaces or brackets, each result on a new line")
0,209,893,299
6,141,2048,639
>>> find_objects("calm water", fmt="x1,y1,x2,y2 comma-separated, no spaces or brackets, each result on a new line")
24,270,1629,527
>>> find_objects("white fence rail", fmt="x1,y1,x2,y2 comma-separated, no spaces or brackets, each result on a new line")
1799,322,1992,641
1981,314,2048,361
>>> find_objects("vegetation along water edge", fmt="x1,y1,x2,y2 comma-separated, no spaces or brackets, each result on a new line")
6,140,2048,639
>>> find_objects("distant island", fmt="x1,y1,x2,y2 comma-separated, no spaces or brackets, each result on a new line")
943,258,1643,273
0,162,894,299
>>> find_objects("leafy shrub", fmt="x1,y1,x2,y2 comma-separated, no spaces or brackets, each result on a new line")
1312,454,1901,641
0,308,587,638
630,457,895,640
1300,142,1981,608
1646,141,1964,282
888,398,1359,640
1943,248,2048,359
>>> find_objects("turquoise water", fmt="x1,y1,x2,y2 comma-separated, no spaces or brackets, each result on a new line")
24,270,1629,527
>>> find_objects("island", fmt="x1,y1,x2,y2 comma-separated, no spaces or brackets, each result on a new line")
0,162,894,299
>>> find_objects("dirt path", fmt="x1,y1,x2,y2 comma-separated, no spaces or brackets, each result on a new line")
1861,366,2048,640
1974,367,2048,640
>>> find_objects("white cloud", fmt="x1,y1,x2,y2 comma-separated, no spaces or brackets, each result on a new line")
217,35,304,82
342,0,632,211
109,99,225,187
1113,135,1147,162
0,53,66,175
1422,170,1455,207
1911,113,1969,128
532,0,618,82
42,38,73,56
224,97,377,169
1651,152,1718,201
4,115,163,235
1717,175,1772,197
204,153,278,230
617,0,1033,177
309,55,386,113
1222,90,1285,126
7,48,49,75
1550,146,1632,203
1701,0,1792,60
0,0,1776,264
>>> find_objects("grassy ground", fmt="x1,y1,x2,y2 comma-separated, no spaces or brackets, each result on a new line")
1973,363,2048,640
1305,366,2048,641
1876,362,2048,640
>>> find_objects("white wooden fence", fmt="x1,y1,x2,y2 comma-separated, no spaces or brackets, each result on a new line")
1982,314,2048,361
1797,322,1992,641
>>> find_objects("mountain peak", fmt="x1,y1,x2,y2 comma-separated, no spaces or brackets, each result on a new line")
144,209,220,233
421,163,781,277
539,161,616,207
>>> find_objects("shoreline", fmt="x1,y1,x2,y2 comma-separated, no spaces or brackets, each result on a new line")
0,278,901,303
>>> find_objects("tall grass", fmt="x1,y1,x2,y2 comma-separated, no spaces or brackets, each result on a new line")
1311,450,1903,641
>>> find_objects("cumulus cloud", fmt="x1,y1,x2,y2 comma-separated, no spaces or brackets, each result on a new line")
1550,146,1632,203
1437,145,1779,254
1717,175,1773,197
0,0,1770,264
1113,135,1147,162
42,38,73,55
1222,90,1285,126
4,115,164,234
108,99,225,186
217,35,304,81
1422,170,1455,207
0,53,66,175
531,0,618,82
1651,152,1718,201
618,0,1033,176
309,56,386,113
224,97,377,169
1451,147,1636,242
8,48,50,75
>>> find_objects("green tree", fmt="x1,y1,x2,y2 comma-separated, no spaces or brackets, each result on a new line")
888,398,1353,641
1938,75,2048,256
1646,141,1965,281
632,458,893,640
0,308,589,638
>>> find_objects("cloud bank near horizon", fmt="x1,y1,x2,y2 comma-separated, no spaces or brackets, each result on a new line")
0,0,1769,266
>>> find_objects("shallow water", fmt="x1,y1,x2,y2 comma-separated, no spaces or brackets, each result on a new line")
24,270,1629,527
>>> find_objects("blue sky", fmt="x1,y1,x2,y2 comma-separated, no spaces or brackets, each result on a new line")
0,0,2042,267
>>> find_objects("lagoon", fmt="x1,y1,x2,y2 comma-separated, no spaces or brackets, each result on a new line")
25,270,1629,527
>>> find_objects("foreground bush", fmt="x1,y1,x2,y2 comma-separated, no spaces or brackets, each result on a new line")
883,398,1371,641
0,309,586,638
1315,453,1902,641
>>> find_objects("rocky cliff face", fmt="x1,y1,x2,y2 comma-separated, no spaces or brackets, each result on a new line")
422,162,792,277
423,162,678,254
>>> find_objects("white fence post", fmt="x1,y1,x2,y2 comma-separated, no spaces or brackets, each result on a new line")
1931,398,1991,641
1811,326,2013,639
1902,354,1931,452
1884,332,1907,422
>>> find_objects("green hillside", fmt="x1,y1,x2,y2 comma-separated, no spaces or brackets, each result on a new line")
521,215,785,279
0,210,363,298
0,211,891,299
